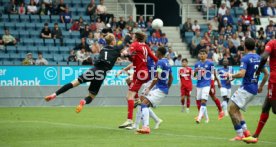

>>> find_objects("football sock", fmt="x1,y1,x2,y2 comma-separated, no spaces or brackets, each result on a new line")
198,103,206,121
181,99,185,106
141,104,149,127
55,83,73,96
187,98,190,108
214,98,223,112
240,120,247,131
135,105,142,127
149,108,159,123
204,106,209,120
127,99,134,120
254,113,269,138
234,124,244,137
221,100,228,113
84,96,93,104
196,100,201,111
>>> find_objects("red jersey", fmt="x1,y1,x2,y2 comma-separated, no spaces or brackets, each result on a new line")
129,41,158,80
265,40,276,83
179,67,193,90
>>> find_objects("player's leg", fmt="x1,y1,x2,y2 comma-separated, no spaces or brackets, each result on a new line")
181,95,185,112
228,100,244,141
210,87,224,120
76,93,96,113
137,96,151,134
196,88,201,111
45,79,80,102
186,94,191,113
118,90,136,128
149,108,163,129
196,87,209,123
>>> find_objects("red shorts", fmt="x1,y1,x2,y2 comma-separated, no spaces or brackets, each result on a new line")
267,82,276,100
181,87,192,96
209,84,216,96
129,78,146,92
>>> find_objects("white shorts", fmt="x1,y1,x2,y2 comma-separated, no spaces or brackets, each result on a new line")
230,87,255,111
146,88,167,107
220,87,232,98
141,80,152,96
196,87,210,100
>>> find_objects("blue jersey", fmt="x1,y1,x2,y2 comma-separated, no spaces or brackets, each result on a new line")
155,58,172,94
147,57,155,80
217,67,232,89
240,53,261,95
195,60,214,88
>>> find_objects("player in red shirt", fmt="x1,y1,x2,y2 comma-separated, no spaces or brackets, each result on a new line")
243,40,276,144
179,58,193,113
119,32,158,128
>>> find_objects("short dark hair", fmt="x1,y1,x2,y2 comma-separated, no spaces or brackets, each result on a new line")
44,23,48,26
182,58,188,62
38,51,42,55
54,23,58,25
135,32,147,42
157,46,167,56
244,38,255,51
199,49,208,54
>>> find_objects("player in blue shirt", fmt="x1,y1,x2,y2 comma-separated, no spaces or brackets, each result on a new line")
136,46,173,134
194,49,215,124
217,59,233,116
228,38,269,141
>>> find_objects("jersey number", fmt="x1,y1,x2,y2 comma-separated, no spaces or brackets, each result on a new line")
142,47,148,62
104,51,108,60
253,65,259,79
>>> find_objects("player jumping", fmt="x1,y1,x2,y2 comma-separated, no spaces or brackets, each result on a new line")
217,59,232,116
136,46,173,134
179,58,193,113
118,32,158,128
243,39,276,144
228,38,269,141
44,34,129,112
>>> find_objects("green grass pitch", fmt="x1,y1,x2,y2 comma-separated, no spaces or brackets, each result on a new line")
0,106,275,147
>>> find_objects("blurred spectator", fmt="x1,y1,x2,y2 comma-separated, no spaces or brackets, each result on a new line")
166,54,174,66
110,17,118,30
231,33,240,48
168,48,176,60
148,32,160,49
52,23,63,46
247,2,259,16
266,20,275,30
174,54,182,66
257,27,266,42
68,50,77,62
232,55,241,65
160,33,168,46
86,32,100,54
117,16,127,30
43,0,54,15
76,48,92,65
2,29,17,46
183,18,193,32
222,10,234,25
192,20,200,32
70,20,80,31
96,17,106,32
22,53,35,65
5,0,18,14
202,0,215,12
96,0,113,23
81,25,91,38
132,23,141,33
254,15,261,25
101,24,113,34
41,23,52,39
39,3,48,15
266,25,275,40
18,2,26,15
228,40,237,56
98,33,106,47
191,31,201,56
237,40,245,55
250,20,257,37
207,24,215,39
114,28,122,40
230,0,242,7
209,16,219,32
35,52,48,65
236,26,244,38
86,0,97,21
194,40,206,58
74,38,90,51
79,17,86,33
60,6,72,24
126,16,135,28
203,32,211,46
27,0,38,14
212,48,220,65
137,15,146,29
122,25,130,38
57,0,66,14
219,17,230,31
225,25,234,38
263,2,276,17
241,11,252,25
218,2,227,16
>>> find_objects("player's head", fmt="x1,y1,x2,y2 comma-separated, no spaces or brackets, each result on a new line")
156,46,167,59
134,32,147,42
198,49,208,61
182,58,188,67
244,38,255,52
105,33,116,46
223,58,229,67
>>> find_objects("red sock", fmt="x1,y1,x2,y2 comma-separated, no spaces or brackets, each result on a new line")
254,113,269,137
196,100,201,111
181,98,185,106
214,98,222,112
187,98,190,108
127,100,134,120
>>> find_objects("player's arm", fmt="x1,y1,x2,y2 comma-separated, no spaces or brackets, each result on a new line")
214,69,222,88
115,63,133,77
256,51,270,76
230,69,246,79
145,63,163,94
147,46,158,62
258,67,269,93
168,71,173,88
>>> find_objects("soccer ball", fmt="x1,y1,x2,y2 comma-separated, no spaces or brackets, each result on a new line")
152,18,163,29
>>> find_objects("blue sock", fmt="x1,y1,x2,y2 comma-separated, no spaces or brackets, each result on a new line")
234,124,243,137
240,120,247,131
